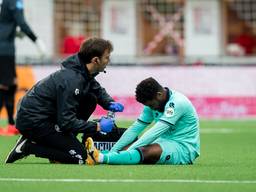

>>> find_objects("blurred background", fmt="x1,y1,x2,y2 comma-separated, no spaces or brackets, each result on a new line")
2,0,256,119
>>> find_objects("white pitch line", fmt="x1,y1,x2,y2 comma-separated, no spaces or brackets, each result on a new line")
0,178,256,184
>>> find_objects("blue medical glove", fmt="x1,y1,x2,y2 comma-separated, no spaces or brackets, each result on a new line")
108,102,124,112
99,117,114,133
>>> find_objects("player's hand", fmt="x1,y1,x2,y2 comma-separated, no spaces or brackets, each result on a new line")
35,38,47,58
108,102,124,112
16,27,25,39
99,117,114,133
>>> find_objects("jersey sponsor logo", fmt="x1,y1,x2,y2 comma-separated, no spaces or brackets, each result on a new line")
165,107,175,117
16,0,24,10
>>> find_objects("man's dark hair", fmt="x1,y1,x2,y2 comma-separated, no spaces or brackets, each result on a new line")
78,37,113,64
135,77,163,103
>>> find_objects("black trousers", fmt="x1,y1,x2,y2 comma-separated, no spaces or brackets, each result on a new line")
21,130,87,164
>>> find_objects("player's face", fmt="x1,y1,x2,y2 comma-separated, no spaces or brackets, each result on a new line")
144,99,159,110
144,98,165,112
97,50,111,72
144,92,166,112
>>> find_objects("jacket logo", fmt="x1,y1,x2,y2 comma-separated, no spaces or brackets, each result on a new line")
54,124,61,132
75,88,80,95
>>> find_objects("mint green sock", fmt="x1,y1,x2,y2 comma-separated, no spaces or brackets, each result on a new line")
103,149,141,165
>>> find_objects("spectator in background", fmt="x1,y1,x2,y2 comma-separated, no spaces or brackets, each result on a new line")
0,0,46,136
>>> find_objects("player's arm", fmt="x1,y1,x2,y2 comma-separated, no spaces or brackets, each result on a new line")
128,101,183,150
110,119,150,152
111,106,154,152
10,0,37,42
127,120,173,150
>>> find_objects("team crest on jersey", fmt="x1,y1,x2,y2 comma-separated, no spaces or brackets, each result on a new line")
169,102,175,108
165,107,175,117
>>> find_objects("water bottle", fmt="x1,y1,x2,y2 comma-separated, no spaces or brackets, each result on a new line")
99,111,115,135
107,111,115,119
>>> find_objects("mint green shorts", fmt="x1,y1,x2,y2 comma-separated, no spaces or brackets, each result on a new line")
154,138,193,165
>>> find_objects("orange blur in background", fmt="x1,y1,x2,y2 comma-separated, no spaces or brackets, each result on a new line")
0,66,35,118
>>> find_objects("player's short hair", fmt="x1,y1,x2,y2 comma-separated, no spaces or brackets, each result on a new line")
135,77,163,103
78,37,113,64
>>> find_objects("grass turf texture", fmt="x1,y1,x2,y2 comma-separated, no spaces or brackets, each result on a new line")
0,119,256,192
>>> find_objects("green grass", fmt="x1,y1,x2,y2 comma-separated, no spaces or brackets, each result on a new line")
1,119,256,192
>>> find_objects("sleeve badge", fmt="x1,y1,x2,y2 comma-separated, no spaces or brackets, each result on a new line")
165,107,175,117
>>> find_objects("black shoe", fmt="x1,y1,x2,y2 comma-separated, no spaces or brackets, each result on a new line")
5,135,28,163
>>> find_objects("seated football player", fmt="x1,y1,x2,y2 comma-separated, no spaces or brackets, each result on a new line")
85,77,200,165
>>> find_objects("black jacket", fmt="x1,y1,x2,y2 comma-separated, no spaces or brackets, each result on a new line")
0,0,37,56
16,54,114,137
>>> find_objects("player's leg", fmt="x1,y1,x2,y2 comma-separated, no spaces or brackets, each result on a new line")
101,143,162,165
137,143,162,164
6,131,87,164
86,138,193,165
0,88,7,134
29,131,87,164
101,145,161,165
85,137,161,165
0,55,10,132
0,88,19,135
154,139,193,165
5,84,16,125
85,137,142,165
0,55,18,134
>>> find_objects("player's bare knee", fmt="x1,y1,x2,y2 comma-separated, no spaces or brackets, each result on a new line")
138,143,162,164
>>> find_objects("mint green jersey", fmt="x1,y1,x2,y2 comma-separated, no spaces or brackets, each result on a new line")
111,89,200,162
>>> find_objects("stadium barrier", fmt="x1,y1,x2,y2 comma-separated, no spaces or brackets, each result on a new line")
1,65,256,119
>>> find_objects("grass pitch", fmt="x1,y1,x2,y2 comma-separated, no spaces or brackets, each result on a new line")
0,119,256,192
